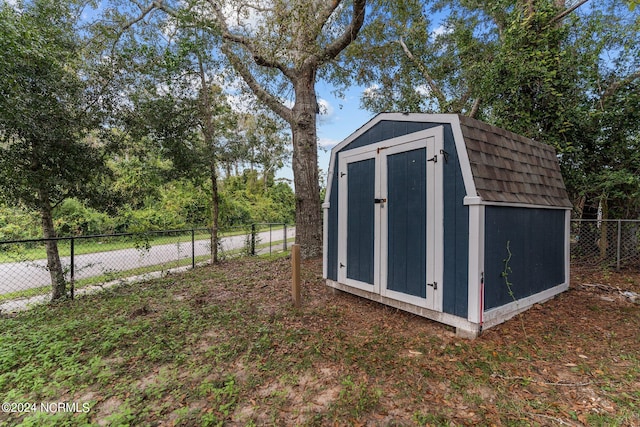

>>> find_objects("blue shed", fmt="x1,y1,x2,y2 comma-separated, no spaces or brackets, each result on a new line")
322,113,572,338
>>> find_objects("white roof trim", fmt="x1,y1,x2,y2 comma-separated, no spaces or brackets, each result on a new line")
325,113,478,204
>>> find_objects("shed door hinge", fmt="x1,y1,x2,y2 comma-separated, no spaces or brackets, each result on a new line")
340,172,346,177
377,146,388,154
427,155,438,163
427,282,438,290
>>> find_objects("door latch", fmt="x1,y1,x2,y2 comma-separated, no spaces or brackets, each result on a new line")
440,149,449,163
427,282,438,290
427,155,438,163
374,198,387,204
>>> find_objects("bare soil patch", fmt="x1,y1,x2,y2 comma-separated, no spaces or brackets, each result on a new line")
1,255,638,426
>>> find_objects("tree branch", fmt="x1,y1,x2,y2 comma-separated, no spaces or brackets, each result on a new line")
550,0,590,24
469,97,481,118
317,0,341,35
220,42,292,124
456,90,482,117
601,69,640,101
206,0,296,80
316,0,366,65
397,37,448,108
120,1,166,33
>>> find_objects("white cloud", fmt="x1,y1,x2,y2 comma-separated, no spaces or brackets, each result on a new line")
431,24,453,39
222,0,269,35
4,0,19,10
362,84,381,99
415,84,431,97
317,98,334,124
318,137,339,151
283,99,294,109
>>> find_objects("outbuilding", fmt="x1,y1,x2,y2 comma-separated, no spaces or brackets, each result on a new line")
322,113,572,338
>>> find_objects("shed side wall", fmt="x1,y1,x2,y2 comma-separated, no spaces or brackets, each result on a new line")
442,125,469,318
483,206,567,310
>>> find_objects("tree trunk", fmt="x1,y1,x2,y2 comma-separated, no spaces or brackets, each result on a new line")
196,55,222,264
598,197,609,260
210,160,220,263
38,187,66,300
291,71,322,259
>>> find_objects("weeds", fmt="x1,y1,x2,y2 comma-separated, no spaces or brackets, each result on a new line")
502,240,528,339
1,256,638,426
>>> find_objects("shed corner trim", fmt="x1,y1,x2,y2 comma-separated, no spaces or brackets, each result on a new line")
463,196,483,206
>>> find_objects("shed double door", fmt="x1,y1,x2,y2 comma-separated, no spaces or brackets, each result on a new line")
337,127,444,311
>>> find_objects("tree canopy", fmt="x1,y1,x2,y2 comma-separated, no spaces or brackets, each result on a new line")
106,0,367,258
348,0,640,218
0,0,112,298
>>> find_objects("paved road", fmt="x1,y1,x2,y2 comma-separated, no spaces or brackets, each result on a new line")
0,228,294,295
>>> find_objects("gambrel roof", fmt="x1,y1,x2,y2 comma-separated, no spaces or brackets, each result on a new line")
326,113,572,209
458,115,572,208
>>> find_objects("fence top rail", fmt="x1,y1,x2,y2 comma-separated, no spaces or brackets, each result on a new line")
0,228,211,245
0,223,294,246
572,219,640,223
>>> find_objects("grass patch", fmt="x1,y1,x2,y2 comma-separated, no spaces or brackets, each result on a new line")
1,257,639,426
0,254,212,303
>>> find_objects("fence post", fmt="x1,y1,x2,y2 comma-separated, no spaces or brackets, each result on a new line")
292,244,301,308
616,220,622,271
283,223,287,251
70,237,75,300
191,229,195,269
251,224,256,256
269,224,272,255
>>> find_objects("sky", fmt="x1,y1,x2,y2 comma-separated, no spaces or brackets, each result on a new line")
233,78,376,187
308,83,376,187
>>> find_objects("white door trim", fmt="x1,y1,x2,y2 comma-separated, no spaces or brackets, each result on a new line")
337,127,444,311
337,149,380,293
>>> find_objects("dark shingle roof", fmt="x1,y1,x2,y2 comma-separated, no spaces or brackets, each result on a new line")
458,115,572,208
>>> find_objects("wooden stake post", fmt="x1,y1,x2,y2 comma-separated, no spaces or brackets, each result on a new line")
291,244,301,308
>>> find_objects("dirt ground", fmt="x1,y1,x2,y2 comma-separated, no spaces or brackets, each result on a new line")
255,258,640,426
3,255,638,426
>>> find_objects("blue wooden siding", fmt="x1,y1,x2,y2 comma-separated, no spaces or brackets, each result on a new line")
346,159,376,284
327,121,470,318
483,207,566,310
441,125,469,318
340,121,440,152
326,121,441,281
387,148,427,297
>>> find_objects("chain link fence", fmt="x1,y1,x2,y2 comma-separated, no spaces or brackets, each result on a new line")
571,219,640,270
3,218,636,311
0,224,294,311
